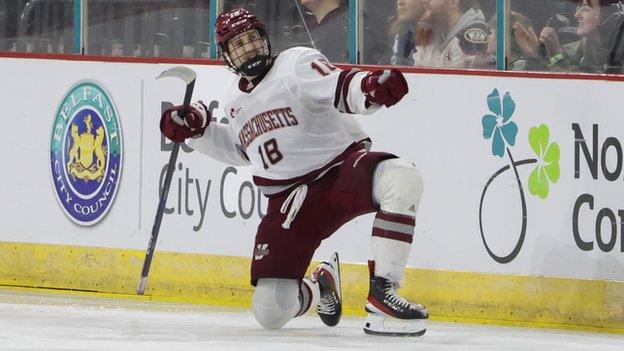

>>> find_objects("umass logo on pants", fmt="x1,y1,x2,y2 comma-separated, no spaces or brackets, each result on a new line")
49,80,123,226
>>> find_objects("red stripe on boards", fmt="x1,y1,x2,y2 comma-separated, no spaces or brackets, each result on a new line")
5,51,624,83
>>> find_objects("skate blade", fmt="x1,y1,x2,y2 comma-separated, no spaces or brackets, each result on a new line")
331,252,341,299
322,252,342,299
363,313,427,337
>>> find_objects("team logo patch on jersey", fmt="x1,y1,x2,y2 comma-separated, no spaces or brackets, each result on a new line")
254,244,270,260
230,107,241,118
49,81,123,226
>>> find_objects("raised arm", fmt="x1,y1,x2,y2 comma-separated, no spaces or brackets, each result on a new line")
291,48,408,115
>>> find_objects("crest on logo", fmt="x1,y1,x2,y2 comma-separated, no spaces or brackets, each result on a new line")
49,81,123,226
67,114,107,181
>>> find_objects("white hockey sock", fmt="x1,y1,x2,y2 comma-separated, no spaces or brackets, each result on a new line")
371,158,423,283
371,211,414,282
296,277,320,317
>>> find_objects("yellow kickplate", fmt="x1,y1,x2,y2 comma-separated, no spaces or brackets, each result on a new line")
1,241,622,333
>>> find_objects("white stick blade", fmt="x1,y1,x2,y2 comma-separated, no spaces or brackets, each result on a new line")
136,277,149,295
157,66,197,84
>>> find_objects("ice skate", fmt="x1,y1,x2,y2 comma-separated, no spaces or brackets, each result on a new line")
363,262,428,336
311,252,342,327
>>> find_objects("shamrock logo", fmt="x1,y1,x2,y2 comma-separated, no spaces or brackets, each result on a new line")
478,89,560,264
482,89,518,157
528,125,560,199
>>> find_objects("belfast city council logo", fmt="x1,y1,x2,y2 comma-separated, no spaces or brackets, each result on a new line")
49,81,123,226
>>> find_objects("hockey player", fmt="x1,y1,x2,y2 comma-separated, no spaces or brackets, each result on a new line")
159,7,428,336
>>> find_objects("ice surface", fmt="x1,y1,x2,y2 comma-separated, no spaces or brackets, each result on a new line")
0,289,622,351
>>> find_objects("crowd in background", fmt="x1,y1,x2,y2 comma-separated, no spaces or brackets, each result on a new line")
378,0,624,72
2,0,624,73
505,0,624,73
296,0,624,73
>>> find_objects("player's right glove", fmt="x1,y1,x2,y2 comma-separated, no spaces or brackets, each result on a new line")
361,69,408,108
160,102,210,143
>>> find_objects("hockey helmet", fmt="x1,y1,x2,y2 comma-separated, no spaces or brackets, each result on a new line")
215,7,272,76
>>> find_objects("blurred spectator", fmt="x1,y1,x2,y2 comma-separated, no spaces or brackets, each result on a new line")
301,0,349,62
497,11,548,70
388,0,426,65
511,0,565,36
413,0,493,68
513,0,624,72
361,1,396,65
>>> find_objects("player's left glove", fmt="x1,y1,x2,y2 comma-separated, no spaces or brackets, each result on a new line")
160,102,210,143
361,69,408,108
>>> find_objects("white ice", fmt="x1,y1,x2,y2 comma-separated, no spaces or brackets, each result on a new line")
0,289,622,351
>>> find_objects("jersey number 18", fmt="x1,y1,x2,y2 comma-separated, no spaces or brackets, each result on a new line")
258,138,283,169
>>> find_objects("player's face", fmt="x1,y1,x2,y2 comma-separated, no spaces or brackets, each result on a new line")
226,29,267,69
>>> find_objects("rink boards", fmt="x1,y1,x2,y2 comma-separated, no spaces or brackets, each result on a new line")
0,53,623,332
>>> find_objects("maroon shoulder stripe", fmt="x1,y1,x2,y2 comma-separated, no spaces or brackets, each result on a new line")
341,70,359,114
333,69,359,114
334,70,350,109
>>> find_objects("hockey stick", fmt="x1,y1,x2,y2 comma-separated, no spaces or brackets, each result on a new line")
137,66,196,295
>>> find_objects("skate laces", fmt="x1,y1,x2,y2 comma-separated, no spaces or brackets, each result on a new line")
318,293,337,314
316,264,338,315
280,184,308,229
384,281,423,311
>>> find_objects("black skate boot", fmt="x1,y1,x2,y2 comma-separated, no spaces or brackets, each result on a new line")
363,260,428,336
312,252,342,327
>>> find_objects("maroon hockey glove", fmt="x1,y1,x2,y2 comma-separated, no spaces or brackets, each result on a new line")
160,102,210,143
361,69,408,108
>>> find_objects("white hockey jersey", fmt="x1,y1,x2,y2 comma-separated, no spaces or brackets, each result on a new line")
189,47,378,195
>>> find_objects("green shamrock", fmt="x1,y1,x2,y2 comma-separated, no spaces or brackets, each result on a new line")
528,124,560,199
